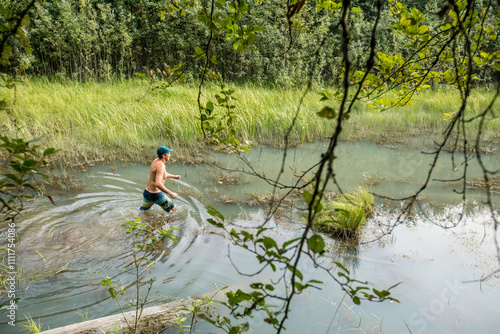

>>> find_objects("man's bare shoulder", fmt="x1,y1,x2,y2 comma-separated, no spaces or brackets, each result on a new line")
150,159,165,171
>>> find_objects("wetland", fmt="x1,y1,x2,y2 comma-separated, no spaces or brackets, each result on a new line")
1,140,499,333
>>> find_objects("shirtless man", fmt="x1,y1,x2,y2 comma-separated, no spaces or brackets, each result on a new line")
140,146,181,213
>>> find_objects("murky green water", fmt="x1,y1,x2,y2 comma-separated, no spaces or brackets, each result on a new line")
1,141,499,333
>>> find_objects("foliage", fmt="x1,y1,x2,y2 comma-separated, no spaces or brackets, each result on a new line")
19,0,499,86
0,136,55,221
0,0,52,222
100,218,177,334
312,187,374,239
174,289,251,334
0,0,57,307
135,63,185,100
0,136,57,306
20,314,42,333
197,0,500,332
4,81,500,161
206,205,398,332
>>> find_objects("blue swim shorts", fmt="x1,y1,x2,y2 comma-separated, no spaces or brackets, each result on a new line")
140,189,175,212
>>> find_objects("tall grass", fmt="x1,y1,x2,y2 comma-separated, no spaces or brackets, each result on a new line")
344,87,500,144
2,78,499,163
313,188,374,240
21,315,42,333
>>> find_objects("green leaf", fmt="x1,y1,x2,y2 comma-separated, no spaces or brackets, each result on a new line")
195,46,204,55
334,261,350,274
21,15,30,26
493,63,500,72
207,218,224,228
256,227,268,237
27,137,43,144
262,237,277,250
418,25,429,34
283,237,300,249
317,106,336,119
135,72,147,80
109,287,117,298
353,296,361,305
43,148,57,156
288,265,303,280
23,158,37,166
302,190,312,204
2,45,12,58
352,7,361,13
308,234,325,254
207,206,225,221
206,101,214,113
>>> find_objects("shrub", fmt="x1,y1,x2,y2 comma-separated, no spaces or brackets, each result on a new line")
313,187,374,240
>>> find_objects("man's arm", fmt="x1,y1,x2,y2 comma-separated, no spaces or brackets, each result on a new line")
155,164,178,198
165,171,181,180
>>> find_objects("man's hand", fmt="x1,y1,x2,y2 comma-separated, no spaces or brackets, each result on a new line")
174,175,181,180
170,192,178,199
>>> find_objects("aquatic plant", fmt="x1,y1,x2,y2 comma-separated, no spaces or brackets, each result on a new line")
101,218,177,334
20,314,42,333
313,188,374,240
173,290,238,334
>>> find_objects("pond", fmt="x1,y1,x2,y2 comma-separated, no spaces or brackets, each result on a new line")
1,141,499,333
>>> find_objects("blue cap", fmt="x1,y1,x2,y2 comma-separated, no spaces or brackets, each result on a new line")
157,146,173,156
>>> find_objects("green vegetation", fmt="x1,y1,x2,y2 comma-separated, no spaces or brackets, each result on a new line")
21,314,42,333
2,0,499,332
313,188,374,240
101,218,177,334
2,79,499,164
0,79,328,162
12,0,499,87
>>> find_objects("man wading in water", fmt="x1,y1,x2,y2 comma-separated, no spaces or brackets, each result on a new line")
140,146,181,213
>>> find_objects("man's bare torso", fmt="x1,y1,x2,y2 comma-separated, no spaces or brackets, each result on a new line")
146,158,166,193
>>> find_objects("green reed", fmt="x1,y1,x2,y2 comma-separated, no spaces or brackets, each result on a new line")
313,187,375,240
2,78,499,163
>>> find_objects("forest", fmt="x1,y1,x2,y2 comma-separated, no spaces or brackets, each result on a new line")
5,0,500,85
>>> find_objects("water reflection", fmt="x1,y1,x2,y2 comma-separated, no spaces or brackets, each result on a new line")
329,241,361,272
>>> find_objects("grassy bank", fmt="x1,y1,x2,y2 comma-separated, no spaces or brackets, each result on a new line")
1,78,499,164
